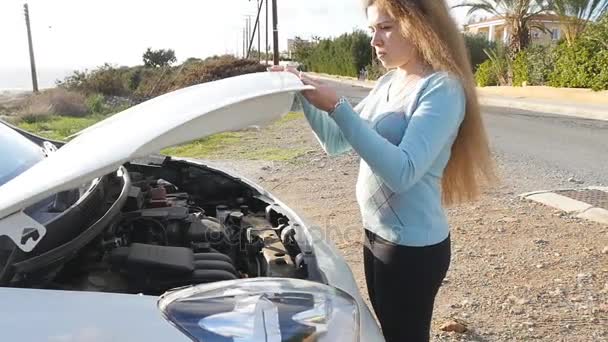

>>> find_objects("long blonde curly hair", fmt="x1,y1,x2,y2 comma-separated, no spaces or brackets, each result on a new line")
363,0,498,205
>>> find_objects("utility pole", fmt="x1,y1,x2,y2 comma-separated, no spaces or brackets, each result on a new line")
265,0,269,65
244,15,254,59
243,27,246,58
246,0,263,59
271,0,279,65
24,3,39,93
257,0,261,62
247,16,251,51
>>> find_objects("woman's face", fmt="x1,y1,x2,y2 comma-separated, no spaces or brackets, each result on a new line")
367,4,418,69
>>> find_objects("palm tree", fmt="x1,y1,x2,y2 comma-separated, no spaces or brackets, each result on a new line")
455,0,550,57
551,0,608,45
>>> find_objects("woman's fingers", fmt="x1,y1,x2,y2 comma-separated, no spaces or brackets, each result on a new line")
299,73,320,86
267,65,284,72
266,66,321,90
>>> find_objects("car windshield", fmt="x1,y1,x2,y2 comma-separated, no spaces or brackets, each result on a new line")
0,123,45,186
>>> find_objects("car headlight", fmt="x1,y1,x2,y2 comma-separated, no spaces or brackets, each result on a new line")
158,277,359,342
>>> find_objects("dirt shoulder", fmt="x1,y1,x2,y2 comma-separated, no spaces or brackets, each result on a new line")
190,111,607,342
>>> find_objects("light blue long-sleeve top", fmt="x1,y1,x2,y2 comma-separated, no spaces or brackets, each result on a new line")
297,70,466,246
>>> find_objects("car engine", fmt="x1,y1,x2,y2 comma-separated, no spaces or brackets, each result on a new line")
36,160,308,296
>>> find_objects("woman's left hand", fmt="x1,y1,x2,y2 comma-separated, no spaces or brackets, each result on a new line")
296,72,340,113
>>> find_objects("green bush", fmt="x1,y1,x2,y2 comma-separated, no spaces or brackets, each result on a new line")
550,42,592,88
475,59,498,86
364,59,386,80
127,68,143,91
58,63,129,96
591,51,608,91
86,94,105,113
550,15,608,90
57,50,335,104
484,44,511,86
513,51,529,86
463,33,496,72
294,31,373,78
525,45,556,86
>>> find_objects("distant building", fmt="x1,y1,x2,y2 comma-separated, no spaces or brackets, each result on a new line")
464,13,566,45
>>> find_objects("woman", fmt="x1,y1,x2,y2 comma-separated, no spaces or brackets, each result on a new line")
272,0,495,341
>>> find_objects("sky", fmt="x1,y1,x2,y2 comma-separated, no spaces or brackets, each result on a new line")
0,0,468,88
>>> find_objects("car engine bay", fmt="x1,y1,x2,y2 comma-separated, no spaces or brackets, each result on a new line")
0,158,314,295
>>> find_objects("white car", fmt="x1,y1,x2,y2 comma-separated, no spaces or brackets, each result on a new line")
0,72,384,342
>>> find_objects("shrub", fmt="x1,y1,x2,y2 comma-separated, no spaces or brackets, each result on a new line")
130,67,176,99
550,15,608,90
294,31,373,78
463,33,496,71
513,51,529,86
549,42,592,88
364,59,386,80
484,44,511,85
86,93,105,113
475,59,498,86
590,50,608,91
18,88,88,123
58,54,286,102
525,45,556,86
127,67,143,91
172,56,266,88
58,63,129,96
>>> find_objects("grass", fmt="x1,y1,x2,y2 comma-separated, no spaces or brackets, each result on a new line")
16,114,107,141
15,110,308,162
161,132,243,157
275,111,304,124
162,112,306,161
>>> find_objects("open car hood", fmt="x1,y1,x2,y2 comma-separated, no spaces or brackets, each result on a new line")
0,71,312,251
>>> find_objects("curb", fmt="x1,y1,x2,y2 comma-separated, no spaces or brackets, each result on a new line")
309,73,375,89
310,73,608,122
520,188,608,225
479,97,608,122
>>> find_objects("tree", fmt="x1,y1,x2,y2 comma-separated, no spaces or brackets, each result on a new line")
463,33,497,70
551,0,608,45
142,48,177,68
455,0,550,57
350,30,373,75
291,36,314,69
549,13,608,90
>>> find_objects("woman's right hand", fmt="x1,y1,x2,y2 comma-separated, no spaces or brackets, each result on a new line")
267,65,298,74
267,65,339,112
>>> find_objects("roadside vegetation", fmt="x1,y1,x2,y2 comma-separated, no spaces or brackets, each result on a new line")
291,1,607,90
3,49,301,162
462,0,607,89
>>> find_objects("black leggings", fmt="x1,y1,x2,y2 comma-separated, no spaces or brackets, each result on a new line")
363,229,451,342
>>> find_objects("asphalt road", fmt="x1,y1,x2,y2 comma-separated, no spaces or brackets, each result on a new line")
320,78,608,194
